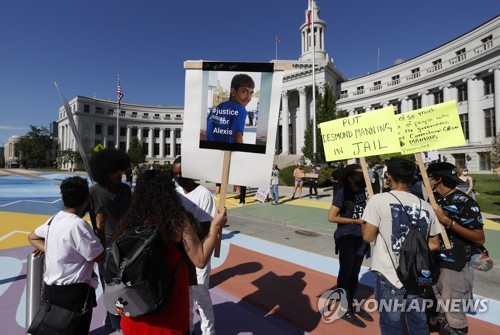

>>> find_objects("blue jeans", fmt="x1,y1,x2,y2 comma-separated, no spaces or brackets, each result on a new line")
373,272,428,335
271,184,279,203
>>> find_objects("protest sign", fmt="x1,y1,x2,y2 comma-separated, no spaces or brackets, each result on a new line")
421,150,439,163
254,187,270,203
320,107,400,162
397,101,465,155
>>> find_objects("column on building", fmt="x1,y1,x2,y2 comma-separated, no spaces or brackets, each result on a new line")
465,76,481,143
420,91,430,107
126,126,132,152
159,128,165,158
490,67,500,133
399,97,409,113
281,91,289,155
103,124,108,148
148,127,154,158
170,129,175,157
440,84,452,101
298,86,307,153
137,127,143,143
364,105,372,113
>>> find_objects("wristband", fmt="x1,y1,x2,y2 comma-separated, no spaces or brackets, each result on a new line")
448,221,456,229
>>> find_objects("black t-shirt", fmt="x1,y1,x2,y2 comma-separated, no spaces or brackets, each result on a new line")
90,182,132,245
435,190,483,271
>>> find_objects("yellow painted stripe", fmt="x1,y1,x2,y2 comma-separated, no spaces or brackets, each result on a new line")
0,212,50,250
484,218,500,231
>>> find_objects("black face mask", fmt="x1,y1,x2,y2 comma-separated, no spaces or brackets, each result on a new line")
174,176,190,188
354,179,366,188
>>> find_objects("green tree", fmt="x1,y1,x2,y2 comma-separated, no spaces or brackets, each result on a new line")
58,149,82,171
302,85,347,165
127,137,145,166
14,125,55,168
491,134,500,170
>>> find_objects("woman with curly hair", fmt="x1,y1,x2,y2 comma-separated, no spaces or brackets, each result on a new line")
117,169,227,335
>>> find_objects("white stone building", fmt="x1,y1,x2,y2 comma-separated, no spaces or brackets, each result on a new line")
57,96,183,167
276,1,499,172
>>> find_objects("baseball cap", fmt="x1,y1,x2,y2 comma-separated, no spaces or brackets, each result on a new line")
426,162,463,184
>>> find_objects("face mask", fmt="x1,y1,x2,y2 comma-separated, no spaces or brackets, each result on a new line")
354,179,366,188
174,176,190,188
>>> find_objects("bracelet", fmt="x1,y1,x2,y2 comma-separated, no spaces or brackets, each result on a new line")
447,221,456,229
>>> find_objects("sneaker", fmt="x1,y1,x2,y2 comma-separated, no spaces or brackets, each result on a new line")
354,307,373,322
238,203,245,207
341,310,366,328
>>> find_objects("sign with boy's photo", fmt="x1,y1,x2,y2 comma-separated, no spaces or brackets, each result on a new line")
199,64,273,154
181,61,285,187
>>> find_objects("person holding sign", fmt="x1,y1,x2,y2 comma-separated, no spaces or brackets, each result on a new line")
427,162,485,335
173,157,217,335
328,164,372,328
362,158,441,335
291,164,304,199
206,74,254,144
308,165,320,199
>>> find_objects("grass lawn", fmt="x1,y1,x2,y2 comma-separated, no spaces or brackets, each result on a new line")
471,174,500,216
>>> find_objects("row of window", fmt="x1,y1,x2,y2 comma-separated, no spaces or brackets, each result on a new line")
340,35,493,98
82,104,182,120
94,125,182,138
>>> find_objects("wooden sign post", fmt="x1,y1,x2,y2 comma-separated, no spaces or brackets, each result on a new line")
415,153,452,249
214,151,231,258
359,157,374,198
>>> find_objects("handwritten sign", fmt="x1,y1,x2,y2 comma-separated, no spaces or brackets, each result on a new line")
397,101,465,155
320,107,400,161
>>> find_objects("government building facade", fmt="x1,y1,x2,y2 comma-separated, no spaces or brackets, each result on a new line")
57,1,499,172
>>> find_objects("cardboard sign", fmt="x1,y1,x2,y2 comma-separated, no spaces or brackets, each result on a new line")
397,101,465,155
305,173,319,178
181,61,284,187
254,187,270,203
320,107,400,161
421,150,440,163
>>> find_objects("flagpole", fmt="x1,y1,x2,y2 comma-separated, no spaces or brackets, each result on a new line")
276,38,278,60
311,0,317,164
116,75,120,149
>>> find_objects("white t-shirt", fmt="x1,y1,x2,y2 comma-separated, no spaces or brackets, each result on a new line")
35,211,103,288
176,185,216,224
362,191,441,288
176,185,216,285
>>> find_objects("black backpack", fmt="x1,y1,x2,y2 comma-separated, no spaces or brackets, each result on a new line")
383,193,439,291
103,225,183,317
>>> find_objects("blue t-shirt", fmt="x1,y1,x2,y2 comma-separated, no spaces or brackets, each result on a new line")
206,100,247,143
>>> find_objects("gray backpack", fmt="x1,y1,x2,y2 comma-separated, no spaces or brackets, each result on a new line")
103,225,182,317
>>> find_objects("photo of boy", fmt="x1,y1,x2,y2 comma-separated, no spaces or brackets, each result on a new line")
206,74,255,144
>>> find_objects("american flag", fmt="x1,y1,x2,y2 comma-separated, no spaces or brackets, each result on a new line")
117,81,124,106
